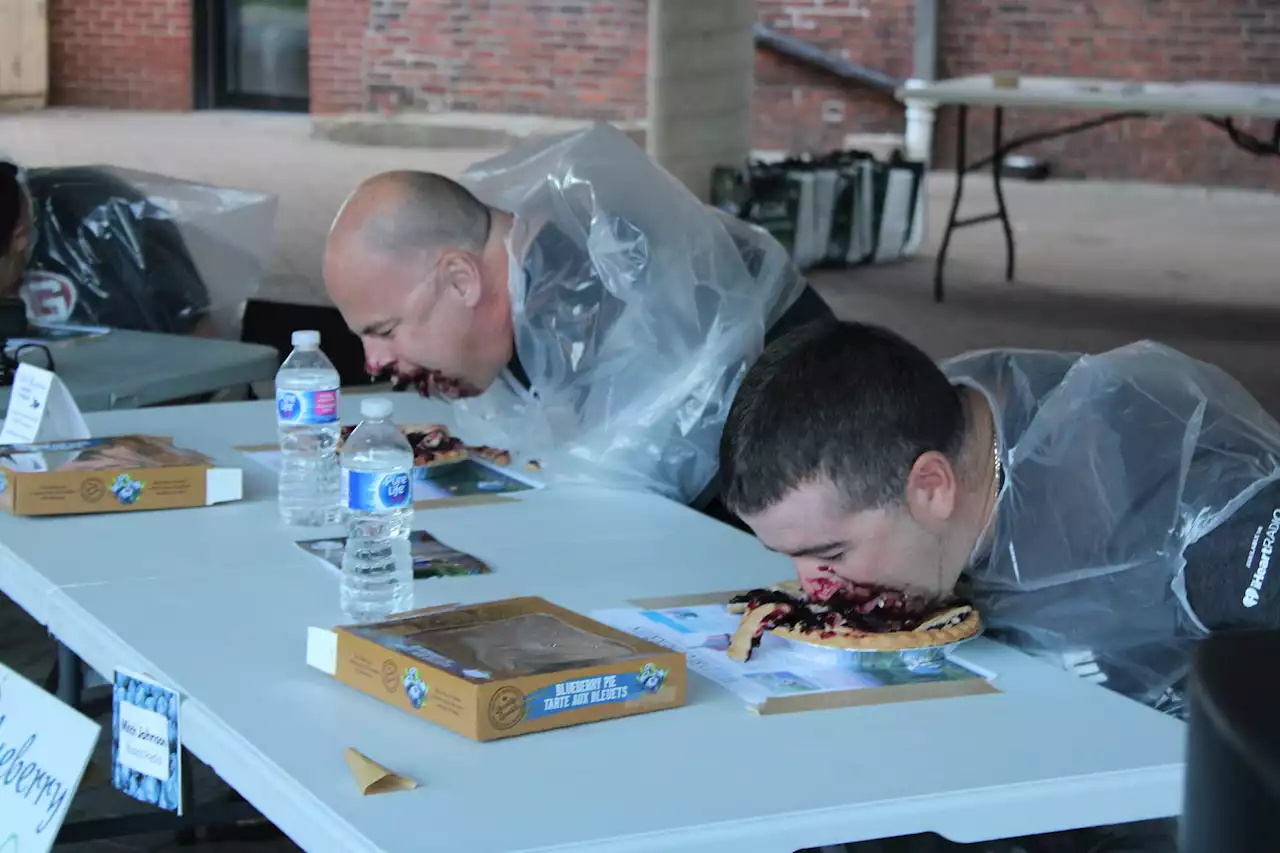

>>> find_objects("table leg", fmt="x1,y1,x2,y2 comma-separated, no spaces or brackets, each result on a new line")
933,104,970,303
991,106,1017,282
56,641,83,709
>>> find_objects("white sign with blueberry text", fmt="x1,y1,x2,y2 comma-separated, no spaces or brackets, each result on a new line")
0,362,90,446
0,660,102,853
111,669,182,815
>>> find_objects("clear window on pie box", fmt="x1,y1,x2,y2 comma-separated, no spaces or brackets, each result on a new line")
365,603,647,679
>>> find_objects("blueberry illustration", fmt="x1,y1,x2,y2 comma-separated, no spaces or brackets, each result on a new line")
168,720,178,743
140,776,160,804
155,695,168,717
158,789,172,811
142,695,158,712
169,752,179,776
167,700,179,722
114,764,129,788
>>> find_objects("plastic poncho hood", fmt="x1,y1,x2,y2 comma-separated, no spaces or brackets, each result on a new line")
945,342,1280,710
451,123,806,505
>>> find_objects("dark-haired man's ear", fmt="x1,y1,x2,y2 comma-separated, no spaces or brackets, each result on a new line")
442,252,483,309
904,451,957,524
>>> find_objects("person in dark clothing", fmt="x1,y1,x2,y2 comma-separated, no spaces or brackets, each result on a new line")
323,123,830,506
719,319,1280,715
0,160,211,335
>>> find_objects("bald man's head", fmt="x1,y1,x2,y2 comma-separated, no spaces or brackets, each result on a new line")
324,170,514,400
335,171,491,260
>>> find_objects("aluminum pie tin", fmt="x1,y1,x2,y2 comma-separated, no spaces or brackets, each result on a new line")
763,626,984,671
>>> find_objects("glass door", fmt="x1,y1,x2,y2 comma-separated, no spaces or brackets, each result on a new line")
195,0,309,112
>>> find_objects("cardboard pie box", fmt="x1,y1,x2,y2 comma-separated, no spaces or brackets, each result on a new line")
0,435,243,517
306,597,688,742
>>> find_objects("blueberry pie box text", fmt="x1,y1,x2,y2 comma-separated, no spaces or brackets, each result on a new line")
0,435,243,516
306,597,688,742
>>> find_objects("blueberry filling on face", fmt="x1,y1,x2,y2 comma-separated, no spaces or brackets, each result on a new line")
730,585,969,635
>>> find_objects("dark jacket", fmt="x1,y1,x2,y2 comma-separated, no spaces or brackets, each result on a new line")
10,164,210,334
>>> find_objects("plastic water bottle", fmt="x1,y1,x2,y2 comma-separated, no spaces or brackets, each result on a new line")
340,397,415,622
275,330,342,527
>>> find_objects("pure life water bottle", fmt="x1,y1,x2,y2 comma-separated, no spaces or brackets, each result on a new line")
340,397,415,622
276,330,342,526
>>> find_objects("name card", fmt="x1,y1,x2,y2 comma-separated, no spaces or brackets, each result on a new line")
0,661,102,853
0,363,89,446
111,670,182,814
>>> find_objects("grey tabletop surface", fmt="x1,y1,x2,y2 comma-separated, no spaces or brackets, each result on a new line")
1,329,280,412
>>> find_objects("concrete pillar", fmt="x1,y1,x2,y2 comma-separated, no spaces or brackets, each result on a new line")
646,0,756,203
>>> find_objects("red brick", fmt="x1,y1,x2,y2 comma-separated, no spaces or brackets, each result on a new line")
50,0,1280,187
49,0,192,110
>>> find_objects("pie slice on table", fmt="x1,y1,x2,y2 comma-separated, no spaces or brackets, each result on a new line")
339,423,511,468
726,579,981,662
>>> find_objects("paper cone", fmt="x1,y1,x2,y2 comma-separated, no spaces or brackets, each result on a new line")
344,748,419,796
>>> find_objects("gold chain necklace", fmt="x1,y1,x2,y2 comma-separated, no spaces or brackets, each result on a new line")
990,429,1002,504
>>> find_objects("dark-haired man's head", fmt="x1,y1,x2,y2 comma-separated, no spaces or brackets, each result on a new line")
0,162,33,298
720,320,1001,599
323,170,515,398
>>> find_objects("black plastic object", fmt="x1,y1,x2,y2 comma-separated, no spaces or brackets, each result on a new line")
752,24,902,94
0,296,29,339
1181,630,1280,852
240,298,364,385
21,166,211,334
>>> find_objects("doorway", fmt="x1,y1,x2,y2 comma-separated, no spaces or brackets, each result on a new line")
194,0,309,112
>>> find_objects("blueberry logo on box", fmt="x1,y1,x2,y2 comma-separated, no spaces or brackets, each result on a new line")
379,472,411,508
277,392,300,421
402,666,428,709
110,473,145,505
638,663,668,694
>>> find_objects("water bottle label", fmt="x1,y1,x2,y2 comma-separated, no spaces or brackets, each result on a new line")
276,388,339,425
345,470,412,512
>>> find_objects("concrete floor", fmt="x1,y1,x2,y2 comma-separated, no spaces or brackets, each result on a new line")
0,108,1272,852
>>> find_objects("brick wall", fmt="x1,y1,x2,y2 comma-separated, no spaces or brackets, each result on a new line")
47,0,1280,188
757,0,1280,190
932,0,1280,190
311,0,648,118
310,0,365,114
753,0,908,153
49,0,192,110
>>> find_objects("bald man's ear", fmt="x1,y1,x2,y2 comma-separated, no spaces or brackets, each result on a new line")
441,252,484,309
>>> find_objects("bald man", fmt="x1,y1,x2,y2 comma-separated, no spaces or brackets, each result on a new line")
325,172,514,398
323,124,832,506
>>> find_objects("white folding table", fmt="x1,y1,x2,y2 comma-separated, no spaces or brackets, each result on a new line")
0,329,279,411
896,75,1280,301
0,397,1188,852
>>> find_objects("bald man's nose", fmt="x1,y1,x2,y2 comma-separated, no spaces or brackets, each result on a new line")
363,338,395,374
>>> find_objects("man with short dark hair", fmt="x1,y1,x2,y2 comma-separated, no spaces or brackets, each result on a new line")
720,319,1280,714
324,124,833,506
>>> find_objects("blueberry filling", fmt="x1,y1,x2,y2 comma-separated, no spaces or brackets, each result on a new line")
730,586,970,635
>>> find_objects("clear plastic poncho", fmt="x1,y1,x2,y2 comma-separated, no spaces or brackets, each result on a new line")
2,153,276,339
946,342,1280,714
451,123,806,505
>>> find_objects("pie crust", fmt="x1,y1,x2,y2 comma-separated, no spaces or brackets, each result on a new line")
726,581,982,662
339,423,510,468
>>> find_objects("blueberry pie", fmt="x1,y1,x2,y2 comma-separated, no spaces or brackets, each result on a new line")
726,580,981,661
339,423,508,468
